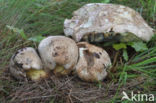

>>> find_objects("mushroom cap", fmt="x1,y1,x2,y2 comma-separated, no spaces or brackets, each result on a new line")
38,36,79,75
64,3,154,42
76,42,111,82
9,47,43,80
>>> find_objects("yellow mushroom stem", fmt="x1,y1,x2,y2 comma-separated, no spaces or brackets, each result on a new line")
53,65,71,76
26,69,47,81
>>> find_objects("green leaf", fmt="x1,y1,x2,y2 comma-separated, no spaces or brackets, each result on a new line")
113,43,127,50
128,41,148,52
28,35,45,43
101,0,110,3
123,49,128,61
6,25,27,40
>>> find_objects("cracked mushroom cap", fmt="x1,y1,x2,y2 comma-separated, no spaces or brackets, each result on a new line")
76,42,111,82
38,36,79,76
9,47,47,81
64,3,154,42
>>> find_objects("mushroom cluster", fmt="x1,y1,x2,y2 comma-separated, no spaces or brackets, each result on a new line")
9,3,154,82
10,37,111,82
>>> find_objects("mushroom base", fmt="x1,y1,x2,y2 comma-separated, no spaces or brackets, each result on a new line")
26,69,48,81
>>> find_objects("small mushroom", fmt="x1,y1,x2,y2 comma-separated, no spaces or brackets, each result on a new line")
38,36,79,76
76,42,111,82
9,47,47,81
64,3,154,42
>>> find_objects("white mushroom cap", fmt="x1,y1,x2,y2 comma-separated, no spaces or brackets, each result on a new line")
64,3,154,42
9,47,45,81
76,42,111,82
38,36,79,76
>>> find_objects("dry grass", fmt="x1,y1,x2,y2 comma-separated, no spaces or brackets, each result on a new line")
0,67,148,103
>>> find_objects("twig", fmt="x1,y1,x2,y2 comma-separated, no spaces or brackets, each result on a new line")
68,89,73,103
20,94,57,101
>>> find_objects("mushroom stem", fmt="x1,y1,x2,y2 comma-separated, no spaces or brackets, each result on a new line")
53,65,71,76
26,69,48,81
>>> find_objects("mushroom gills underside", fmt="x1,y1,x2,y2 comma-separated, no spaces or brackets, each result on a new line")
81,32,142,43
26,69,47,81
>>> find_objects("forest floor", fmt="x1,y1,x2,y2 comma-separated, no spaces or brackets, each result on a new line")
0,0,156,103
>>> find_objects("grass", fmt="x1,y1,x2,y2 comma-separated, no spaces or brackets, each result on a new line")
0,0,155,102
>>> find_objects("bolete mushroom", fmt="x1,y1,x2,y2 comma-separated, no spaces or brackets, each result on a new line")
64,3,154,43
9,47,47,81
76,42,111,82
38,36,79,76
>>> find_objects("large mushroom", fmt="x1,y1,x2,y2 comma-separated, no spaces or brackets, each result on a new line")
76,42,111,82
9,47,47,81
38,36,79,76
64,3,154,43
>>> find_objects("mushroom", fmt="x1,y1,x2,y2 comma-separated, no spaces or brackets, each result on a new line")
38,36,79,76
9,47,47,81
64,3,154,43
76,42,111,82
